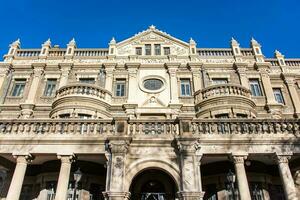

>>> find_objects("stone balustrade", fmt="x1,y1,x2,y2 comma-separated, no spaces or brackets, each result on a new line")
48,49,66,57
16,49,40,57
190,119,300,135
0,118,298,137
197,48,233,57
56,83,111,100
196,83,251,102
74,49,108,57
0,119,114,135
128,119,179,136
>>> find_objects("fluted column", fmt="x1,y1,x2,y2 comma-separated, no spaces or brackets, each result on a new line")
0,64,12,103
55,154,75,200
230,155,251,200
58,63,72,88
274,155,298,200
103,63,116,101
6,154,34,200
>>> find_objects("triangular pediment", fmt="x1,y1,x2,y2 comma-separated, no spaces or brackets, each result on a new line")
115,25,190,56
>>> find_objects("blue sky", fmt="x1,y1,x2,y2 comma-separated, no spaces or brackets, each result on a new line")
0,0,299,58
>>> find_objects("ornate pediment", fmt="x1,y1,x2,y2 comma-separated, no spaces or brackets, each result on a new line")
115,25,190,56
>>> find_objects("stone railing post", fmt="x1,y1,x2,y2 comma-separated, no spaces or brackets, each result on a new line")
103,139,131,200
176,139,204,200
230,155,251,200
6,154,34,200
273,155,298,200
55,154,76,200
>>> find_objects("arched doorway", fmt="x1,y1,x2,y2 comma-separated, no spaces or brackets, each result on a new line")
129,169,177,200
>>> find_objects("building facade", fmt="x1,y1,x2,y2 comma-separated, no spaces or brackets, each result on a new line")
0,26,299,200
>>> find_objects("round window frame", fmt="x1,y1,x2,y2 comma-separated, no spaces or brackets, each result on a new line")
139,76,166,94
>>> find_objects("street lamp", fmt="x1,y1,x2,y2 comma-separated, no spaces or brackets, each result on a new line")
73,168,82,200
226,169,236,200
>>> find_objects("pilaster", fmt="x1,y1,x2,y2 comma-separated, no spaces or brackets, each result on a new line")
283,76,300,117
166,62,181,105
58,63,73,88
125,62,140,105
104,139,131,198
176,139,204,200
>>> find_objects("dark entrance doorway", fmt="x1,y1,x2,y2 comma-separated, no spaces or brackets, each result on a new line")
130,169,177,200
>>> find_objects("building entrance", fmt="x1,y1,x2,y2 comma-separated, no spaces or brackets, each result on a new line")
129,169,177,200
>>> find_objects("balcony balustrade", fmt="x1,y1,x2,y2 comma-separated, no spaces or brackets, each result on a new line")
0,119,298,138
56,83,110,101
195,84,256,118
51,83,112,118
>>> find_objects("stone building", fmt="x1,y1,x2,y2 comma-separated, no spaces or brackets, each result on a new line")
0,25,299,200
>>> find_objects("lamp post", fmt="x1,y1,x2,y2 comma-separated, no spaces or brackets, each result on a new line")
73,168,82,200
226,169,236,200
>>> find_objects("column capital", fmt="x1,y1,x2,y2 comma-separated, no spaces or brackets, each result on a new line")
176,139,202,156
125,62,140,69
103,62,117,69
59,62,73,69
107,140,130,155
165,62,181,69
57,154,76,163
13,153,34,164
229,154,248,164
273,155,291,164
187,62,202,69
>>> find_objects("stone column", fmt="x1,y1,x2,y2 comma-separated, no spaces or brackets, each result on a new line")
125,63,140,104
176,139,204,200
6,154,34,200
103,140,131,200
58,63,72,89
259,68,277,105
284,77,300,117
55,154,76,200
274,155,298,200
294,170,300,198
166,63,180,104
230,155,251,200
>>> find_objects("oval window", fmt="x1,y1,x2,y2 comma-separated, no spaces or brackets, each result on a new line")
143,79,163,91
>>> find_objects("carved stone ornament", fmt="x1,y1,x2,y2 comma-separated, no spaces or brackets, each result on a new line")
108,140,130,154
273,155,291,164
13,154,35,164
230,155,247,164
